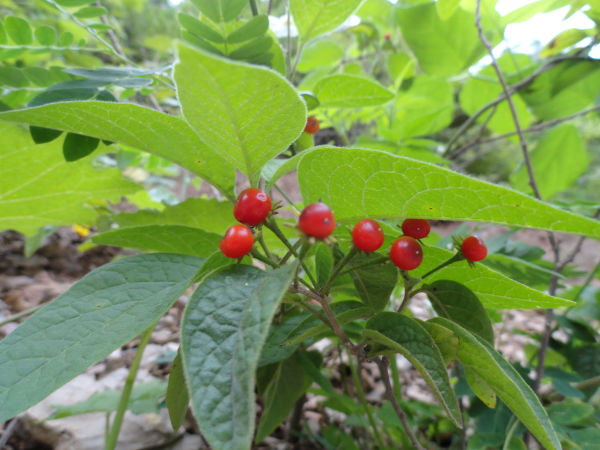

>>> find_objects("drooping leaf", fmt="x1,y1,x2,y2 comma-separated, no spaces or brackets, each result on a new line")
429,318,561,450
510,124,588,199
166,350,190,431
174,44,305,184
92,225,221,257
29,125,62,144
290,0,365,41
190,0,247,23
62,132,99,161
0,124,138,235
347,254,398,312
0,101,236,196
181,264,297,450
423,280,494,344
0,253,205,422
296,147,600,238
314,74,394,107
364,312,462,427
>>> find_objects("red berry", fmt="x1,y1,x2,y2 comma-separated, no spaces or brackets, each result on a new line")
384,33,391,40
298,202,335,239
401,218,430,239
219,224,254,258
352,219,384,252
233,187,272,226
304,116,319,134
461,236,487,262
390,236,423,271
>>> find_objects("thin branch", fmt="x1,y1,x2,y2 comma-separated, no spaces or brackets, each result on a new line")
375,357,425,450
0,418,18,448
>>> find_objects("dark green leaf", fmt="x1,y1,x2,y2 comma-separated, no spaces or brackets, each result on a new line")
29,126,62,144
258,312,311,367
166,350,189,431
0,253,204,422
348,254,397,312
92,225,221,257
28,87,97,107
423,280,494,344
300,91,320,110
547,399,594,426
181,263,297,450
62,132,99,162
314,242,334,287
227,15,269,43
568,344,600,379
5,16,33,45
178,13,224,43
365,312,462,427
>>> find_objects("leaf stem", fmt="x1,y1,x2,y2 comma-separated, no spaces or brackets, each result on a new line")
321,246,359,294
0,304,43,327
105,322,156,450
419,253,464,281
249,0,259,15
250,248,279,268
257,227,274,261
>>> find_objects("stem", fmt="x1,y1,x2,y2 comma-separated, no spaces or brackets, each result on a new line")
273,183,300,213
0,304,43,327
571,260,600,303
502,417,520,450
250,248,279,268
419,253,464,280
336,255,389,279
376,357,425,450
390,356,403,402
348,349,385,449
280,239,303,264
257,227,274,261
249,0,258,15
105,323,155,450
321,246,359,294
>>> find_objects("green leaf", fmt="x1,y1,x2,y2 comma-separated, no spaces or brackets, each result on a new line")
568,344,600,379
0,124,138,235
423,280,494,344
314,74,394,107
502,0,571,24
5,16,33,45
290,0,365,41
166,350,190,431
74,6,107,19
227,15,269,43
347,254,398,312
547,399,594,426
0,253,204,422
364,312,462,427
228,35,273,60
437,0,460,20
0,101,236,196
178,13,225,43
429,317,561,450
62,132,99,161
464,367,496,409
56,0,94,6
181,263,297,450
174,44,305,184
420,320,458,365
396,4,485,76
315,242,334,287
46,379,167,420
255,353,311,443
296,147,600,238
259,312,310,367
35,25,57,46
510,124,588,199
297,39,345,72
92,225,221,257
190,0,247,23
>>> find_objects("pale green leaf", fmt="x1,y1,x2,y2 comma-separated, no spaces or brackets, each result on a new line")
437,0,461,20
191,0,247,23
0,253,205,422
0,124,138,235
296,147,600,238
297,39,345,72
429,318,561,450
464,367,496,408
5,16,33,45
174,44,305,184
0,102,236,197
510,124,588,199
92,225,221,257
181,264,297,450
290,0,365,41
314,74,394,107
365,313,462,427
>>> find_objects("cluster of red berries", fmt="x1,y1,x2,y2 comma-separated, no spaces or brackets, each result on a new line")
219,190,487,268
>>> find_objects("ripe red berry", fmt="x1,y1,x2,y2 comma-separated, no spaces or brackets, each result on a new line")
219,224,254,259
233,187,272,226
304,116,319,134
298,202,335,239
352,219,384,252
401,218,430,239
461,235,487,262
390,236,423,271
384,33,391,40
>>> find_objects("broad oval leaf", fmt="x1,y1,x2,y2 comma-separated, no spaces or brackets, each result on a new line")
296,147,600,238
347,254,398,312
429,317,561,450
364,312,462,427
314,74,394,107
0,101,236,197
290,0,365,41
5,16,33,45
0,253,205,422
181,263,297,450
92,225,221,257
174,44,306,184
423,280,494,344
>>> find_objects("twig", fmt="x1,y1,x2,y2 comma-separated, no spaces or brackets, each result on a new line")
0,418,18,448
249,0,258,16
0,304,43,327
375,357,425,450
